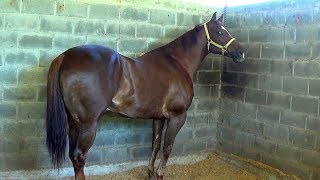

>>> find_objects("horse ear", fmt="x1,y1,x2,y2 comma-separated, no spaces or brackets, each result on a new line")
218,14,224,23
210,12,217,21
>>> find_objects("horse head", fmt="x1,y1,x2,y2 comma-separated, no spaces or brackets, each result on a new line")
204,12,245,63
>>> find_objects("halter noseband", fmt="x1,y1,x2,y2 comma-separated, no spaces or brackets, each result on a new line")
204,23,235,55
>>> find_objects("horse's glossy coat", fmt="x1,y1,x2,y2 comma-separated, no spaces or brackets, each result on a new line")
46,13,245,180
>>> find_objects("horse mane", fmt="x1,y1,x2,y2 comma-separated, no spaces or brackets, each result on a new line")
145,24,203,55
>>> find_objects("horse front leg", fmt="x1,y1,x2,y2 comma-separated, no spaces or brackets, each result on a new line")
148,119,165,179
156,112,187,180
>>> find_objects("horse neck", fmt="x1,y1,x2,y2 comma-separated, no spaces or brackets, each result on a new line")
166,27,208,81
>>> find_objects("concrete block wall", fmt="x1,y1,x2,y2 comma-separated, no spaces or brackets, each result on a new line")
219,1,320,179
0,0,219,171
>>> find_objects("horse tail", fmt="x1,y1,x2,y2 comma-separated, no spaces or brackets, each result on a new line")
46,54,68,169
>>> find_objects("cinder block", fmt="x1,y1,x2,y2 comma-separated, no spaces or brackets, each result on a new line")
218,113,243,129
136,24,162,38
235,131,255,149
301,148,320,168
120,8,148,22
280,111,306,129
241,12,263,27
221,71,238,85
56,1,88,18
219,99,236,113
309,79,320,96
269,27,285,43
229,28,248,43
283,77,308,95
176,127,193,141
119,23,135,37
249,28,270,42
237,102,257,119
292,96,318,114
241,119,264,136
106,23,120,35
254,137,277,155
241,43,260,58
102,147,130,163
94,131,115,146
53,35,86,50
226,58,270,74
294,62,320,78
115,132,151,145
164,27,189,39
212,58,221,70
89,4,119,20
289,128,316,150
295,26,318,43
267,92,291,109
5,50,38,66
183,140,207,154
194,85,210,98
86,37,117,50
245,89,267,105
176,13,200,27
4,14,40,31
270,60,292,76
264,124,289,144
197,71,220,84
257,105,280,123
221,85,244,101
131,146,151,159
36,85,46,102
194,126,216,138
18,67,47,84
199,58,212,70
86,148,103,165
39,50,61,67
285,43,311,60
186,112,208,126
259,75,281,91
197,99,219,111
3,86,36,102
150,10,175,25
261,43,284,59
19,34,52,49
0,67,17,84
0,0,20,13
118,39,147,53
239,73,259,88
0,32,18,48
18,102,45,119
40,17,73,33
0,103,16,119
74,20,105,35
276,144,301,162
306,117,320,132
22,0,54,15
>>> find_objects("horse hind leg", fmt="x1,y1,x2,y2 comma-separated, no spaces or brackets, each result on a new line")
148,119,165,179
68,116,98,180
156,113,186,180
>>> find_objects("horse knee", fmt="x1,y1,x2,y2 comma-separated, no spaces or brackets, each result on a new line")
69,150,86,169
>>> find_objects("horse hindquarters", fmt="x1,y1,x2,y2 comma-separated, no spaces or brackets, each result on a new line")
46,54,68,169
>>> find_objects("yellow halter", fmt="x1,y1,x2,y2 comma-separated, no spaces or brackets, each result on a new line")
204,23,235,55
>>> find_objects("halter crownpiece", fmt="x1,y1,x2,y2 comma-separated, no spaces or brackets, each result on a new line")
203,23,235,55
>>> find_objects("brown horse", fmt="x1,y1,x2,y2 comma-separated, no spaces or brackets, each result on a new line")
46,12,245,180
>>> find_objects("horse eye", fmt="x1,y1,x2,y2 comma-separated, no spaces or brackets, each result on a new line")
218,31,222,35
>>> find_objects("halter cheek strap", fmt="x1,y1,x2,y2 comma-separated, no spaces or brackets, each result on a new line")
204,23,235,55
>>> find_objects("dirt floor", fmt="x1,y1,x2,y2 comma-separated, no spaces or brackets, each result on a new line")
75,153,260,180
